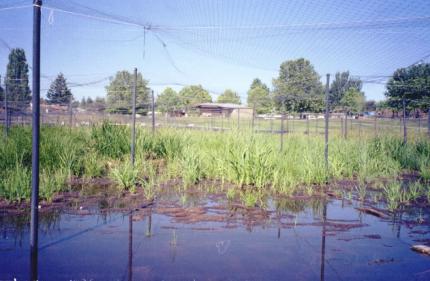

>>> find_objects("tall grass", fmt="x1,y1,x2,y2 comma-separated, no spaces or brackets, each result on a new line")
1,123,430,203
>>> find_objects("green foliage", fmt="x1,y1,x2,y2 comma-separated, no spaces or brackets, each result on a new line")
40,169,69,201
157,87,180,113
46,73,73,105
217,89,241,104
137,130,183,159
247,79,272,113
329,71,363,108
110,162,138,191
106,70,150,114
178,85,212,111
383,181,402,211
340,88,365,114
240,190,258,208
83,150,106,178
385,63,430,111
0,161,31,202
272,58,324,113
181,148,205,187
4,48,31,106
91,122,129,158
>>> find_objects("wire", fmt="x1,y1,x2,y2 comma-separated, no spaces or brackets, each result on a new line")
0,4,32,12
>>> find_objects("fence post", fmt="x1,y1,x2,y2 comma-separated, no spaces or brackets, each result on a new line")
131,68,137,166
306,114,310,135
324,74,330,174
418,116,421,135
428,108,430,138
237,108,240,131
315,117,318,134
151,90,155,135
69,98,73,128
280,114,285,151
270,116,274,133
374,115,377,138
402,98,407,144
251,103,255,133
30,2,42,281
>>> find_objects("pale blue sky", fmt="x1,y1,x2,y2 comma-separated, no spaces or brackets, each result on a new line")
0,0,429,102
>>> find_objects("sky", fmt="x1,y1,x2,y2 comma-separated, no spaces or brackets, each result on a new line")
0,0,430,103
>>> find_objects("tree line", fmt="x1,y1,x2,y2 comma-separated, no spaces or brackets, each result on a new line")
0,49,428,119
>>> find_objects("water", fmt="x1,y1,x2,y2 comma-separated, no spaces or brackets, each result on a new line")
1,193,430,281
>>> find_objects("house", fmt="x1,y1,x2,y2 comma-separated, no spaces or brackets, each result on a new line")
194,103,253,118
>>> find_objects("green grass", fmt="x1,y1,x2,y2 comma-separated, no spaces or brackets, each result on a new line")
1,123,430,205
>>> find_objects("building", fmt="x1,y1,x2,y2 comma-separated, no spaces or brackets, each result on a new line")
194,103,253,118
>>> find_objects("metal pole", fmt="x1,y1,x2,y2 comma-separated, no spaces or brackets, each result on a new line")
306,114,310,135
237,108,240,131
428,108,430,138
324,74,330,174
280,114,284,151
251,103,255,133
151,90,155,134
30,1,41,281
131,68,137,166
374,115,377,138
69,97,73,128
402,98,407,144
344,112,348,139
4,75,8,137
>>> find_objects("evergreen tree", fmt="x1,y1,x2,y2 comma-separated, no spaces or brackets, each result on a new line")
5,48,31,107
46,73,73,105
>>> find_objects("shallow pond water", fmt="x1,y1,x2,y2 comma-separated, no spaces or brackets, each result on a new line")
1,192,430,281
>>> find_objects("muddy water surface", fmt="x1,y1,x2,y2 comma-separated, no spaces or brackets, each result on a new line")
1,191,430,281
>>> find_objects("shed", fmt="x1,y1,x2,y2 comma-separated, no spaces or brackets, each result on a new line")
194,103,253,118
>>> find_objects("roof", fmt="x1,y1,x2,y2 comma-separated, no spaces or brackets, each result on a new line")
195,103,250,109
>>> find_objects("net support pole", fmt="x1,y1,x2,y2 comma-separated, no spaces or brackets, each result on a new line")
324,74,330,175
151,90,155,135
30,1,42,280
131,68,137,166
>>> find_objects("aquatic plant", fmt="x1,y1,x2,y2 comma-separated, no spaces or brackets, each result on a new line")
240,190,258,208
110,161,138,191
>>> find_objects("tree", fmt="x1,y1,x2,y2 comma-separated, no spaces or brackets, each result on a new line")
272,58,323,113
250,78,269,92
4,48,31,108
340,88,365,114
217,89,241,104
46,73,73,105
178,85,212,111
247,78,272,114
157,87,181,113
385,63,430,140
329,71,362,108
106,70,150,114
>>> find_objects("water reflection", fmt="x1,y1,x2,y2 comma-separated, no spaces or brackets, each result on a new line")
128,214,133,281
1,192,430,280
